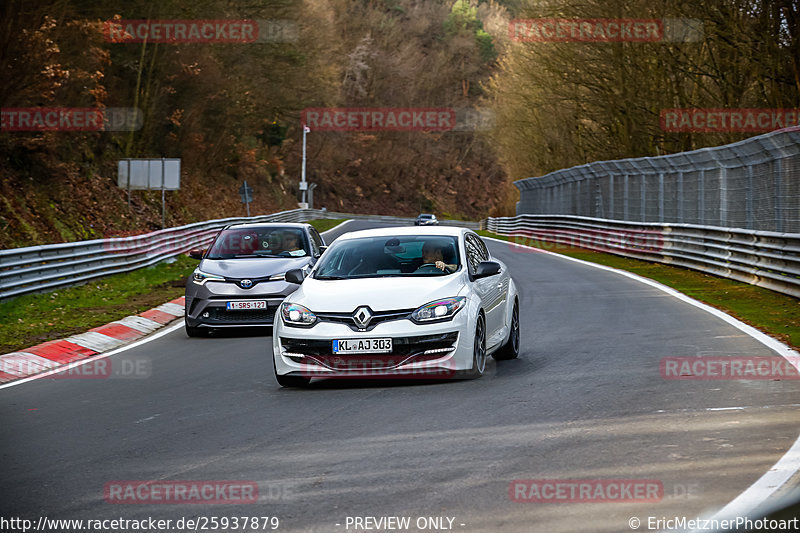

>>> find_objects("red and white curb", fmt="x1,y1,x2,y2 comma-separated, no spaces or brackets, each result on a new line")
0,296,185,383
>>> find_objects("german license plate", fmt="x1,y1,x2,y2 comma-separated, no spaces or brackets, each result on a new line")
333,338,392,354
226,300,267,310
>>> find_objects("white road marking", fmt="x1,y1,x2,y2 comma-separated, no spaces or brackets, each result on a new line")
484,235,800,521
0,322,184,390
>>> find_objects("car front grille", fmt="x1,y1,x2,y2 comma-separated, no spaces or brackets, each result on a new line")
206,307,277,324
315,309,414,331
280,332,458,370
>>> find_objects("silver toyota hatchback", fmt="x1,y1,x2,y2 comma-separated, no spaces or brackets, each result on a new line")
184,222,326,336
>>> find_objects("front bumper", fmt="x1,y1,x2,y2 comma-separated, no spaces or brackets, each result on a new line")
186,279,297,327
273,314,471,379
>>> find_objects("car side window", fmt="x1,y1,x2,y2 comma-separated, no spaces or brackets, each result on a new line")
308,228,323,257
464,234,483,274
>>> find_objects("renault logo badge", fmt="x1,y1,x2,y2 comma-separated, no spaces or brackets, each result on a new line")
353,306,373,329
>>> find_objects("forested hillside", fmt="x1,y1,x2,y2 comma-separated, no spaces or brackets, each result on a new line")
0,0,512,248
1,0,797,248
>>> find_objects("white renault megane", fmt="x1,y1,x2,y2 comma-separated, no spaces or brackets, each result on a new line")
272,227,520,387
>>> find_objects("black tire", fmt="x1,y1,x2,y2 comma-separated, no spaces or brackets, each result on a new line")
464,314,487,379
275,373,312,388
493,300,520,360
184,321,207,337
272,353,311,388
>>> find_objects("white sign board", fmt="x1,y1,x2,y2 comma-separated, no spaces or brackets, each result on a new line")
118,159,181,190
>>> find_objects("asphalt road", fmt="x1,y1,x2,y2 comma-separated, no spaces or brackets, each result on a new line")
2,219,799,533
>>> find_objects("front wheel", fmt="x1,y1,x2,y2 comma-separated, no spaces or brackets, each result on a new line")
493,300,519,360
273,354,311,388
464,314,486,379
185,321,207,337
275,373,311,388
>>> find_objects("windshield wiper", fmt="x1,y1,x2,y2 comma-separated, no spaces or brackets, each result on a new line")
314,275,347,280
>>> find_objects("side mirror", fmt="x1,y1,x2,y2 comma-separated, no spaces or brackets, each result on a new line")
188,249,205,260
319,245,328,253
474,261,501,279
285,268,306,284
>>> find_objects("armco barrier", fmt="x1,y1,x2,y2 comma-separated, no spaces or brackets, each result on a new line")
0,209,478,300
486,214,800,298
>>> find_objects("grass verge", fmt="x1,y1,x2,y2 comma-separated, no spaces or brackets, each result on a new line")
309,218,346,233
0,255,196,354
0,218,351,354
478,231,800,351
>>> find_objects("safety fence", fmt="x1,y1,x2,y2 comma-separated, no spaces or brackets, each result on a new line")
0,209,478,300
486,215,800,298
515,128,800,233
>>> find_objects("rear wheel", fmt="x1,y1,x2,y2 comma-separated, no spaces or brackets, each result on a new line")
464,314,486,379
493,300,520,360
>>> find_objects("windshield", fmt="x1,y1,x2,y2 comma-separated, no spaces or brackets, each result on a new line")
205,227,308,259
314,235,460,279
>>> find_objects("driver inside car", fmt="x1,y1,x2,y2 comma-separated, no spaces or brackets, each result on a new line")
280,231,307,256
283,232,301,251
416,242,457,273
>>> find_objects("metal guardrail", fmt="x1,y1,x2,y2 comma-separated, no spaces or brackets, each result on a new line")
486,215,800,298
0,209,478,300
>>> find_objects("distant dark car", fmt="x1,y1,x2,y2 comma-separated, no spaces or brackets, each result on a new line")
414,213,439,226
184,223,326,336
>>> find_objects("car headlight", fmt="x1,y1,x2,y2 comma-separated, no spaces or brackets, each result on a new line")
281,302,317,327
269,273,286,281
411,297,466,323
192,268,226,285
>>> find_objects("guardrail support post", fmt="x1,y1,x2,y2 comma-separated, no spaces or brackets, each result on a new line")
698,169,705,225
719,166,727,227
623,175,629,220
746,165,754,230
774,158,784,233
609,174,615,218
640,174,646,222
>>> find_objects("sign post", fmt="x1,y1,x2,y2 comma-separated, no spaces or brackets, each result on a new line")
300,124,310,207
117,158,181,227
239,180,254,217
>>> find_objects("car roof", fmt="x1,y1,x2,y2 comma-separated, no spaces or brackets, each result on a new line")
223,222,310,230
335,226,467,241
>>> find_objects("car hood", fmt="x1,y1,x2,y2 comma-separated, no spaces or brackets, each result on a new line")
198,257,309,279
290,274,467,312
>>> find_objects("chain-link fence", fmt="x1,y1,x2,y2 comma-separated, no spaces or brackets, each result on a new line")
515,128,800,233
